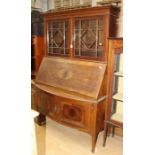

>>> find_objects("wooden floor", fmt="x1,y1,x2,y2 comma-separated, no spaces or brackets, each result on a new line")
31,111,123,155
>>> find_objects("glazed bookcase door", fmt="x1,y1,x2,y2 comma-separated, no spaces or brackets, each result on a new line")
74,16,104,59
43,6,119,61
47,19,70,56
111,52,123,123
103,38,123,147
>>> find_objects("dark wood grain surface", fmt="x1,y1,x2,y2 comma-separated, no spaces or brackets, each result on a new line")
36,56,106,99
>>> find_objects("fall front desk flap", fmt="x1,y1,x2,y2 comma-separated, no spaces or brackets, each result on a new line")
35,56,107,100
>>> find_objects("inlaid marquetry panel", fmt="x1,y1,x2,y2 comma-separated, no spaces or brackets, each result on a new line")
63,104,82,122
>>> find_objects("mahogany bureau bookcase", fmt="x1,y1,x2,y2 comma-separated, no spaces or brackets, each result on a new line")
31,5,120,152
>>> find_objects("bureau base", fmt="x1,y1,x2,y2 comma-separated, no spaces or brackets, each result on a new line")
33,88,105,153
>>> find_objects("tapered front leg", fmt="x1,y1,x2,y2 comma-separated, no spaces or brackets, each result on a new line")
34,113,46,126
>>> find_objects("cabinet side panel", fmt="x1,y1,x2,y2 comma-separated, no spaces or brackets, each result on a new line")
96,101,105,133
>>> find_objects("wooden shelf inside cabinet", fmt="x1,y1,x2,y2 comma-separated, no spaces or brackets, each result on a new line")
114,71,123,77
112,93,123,102
103,38,123,147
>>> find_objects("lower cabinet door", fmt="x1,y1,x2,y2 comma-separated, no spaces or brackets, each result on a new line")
60,99,90,130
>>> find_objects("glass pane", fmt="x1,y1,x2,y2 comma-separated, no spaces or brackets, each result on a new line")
112,54,123,98
74,17,104,58
48,20,69,56
111,53,123,122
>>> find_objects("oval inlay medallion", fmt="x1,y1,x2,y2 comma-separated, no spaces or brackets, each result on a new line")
58,69,72,80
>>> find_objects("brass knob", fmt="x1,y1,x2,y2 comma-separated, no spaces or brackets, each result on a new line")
98,43,103,46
